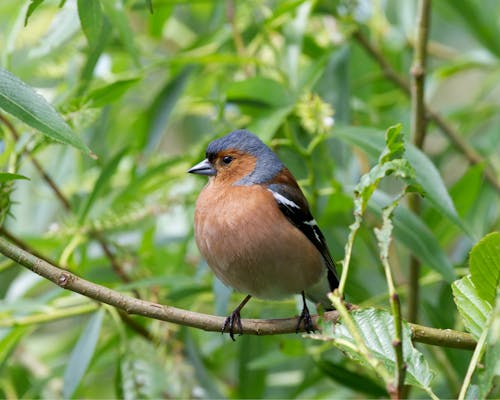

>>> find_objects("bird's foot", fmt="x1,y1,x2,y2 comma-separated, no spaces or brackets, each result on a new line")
222,310,243,341
296,292,315,333
222,294,252,341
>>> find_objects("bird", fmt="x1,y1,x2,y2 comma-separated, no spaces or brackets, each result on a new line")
188,129,338,340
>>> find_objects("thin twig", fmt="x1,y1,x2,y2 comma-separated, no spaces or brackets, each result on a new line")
408,0,432,329
458,312,491,400
375,197,407,399
0,236,477,349
352,30,500,192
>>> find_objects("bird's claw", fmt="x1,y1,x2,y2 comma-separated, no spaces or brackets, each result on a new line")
296,303,314,333
222,310,243,341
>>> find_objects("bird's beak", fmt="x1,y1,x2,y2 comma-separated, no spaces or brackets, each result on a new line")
188,158,216,176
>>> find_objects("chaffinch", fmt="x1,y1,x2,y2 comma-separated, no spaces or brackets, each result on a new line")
188,129,338,340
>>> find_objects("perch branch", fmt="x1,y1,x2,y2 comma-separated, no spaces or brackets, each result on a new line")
0,236,476,350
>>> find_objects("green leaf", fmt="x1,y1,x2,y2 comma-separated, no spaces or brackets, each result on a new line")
442,0,500,58
316,308,435,392
371,190,456,282
316,358,387,397
77,19,112,95
247,106,294,141
478,295,500,399
24,0,45,26
452,275,492,339
335,125,467,234
0,173,29,182
227,77,293,108
469,232,500,306
237,335,267,398
100,0,140,67
0,327,30,371
145,67,192,153
77,0,104,49
0,68,94,157
62,309,104,399
379,124,405,163
356,159,418,213
78,149,127,224
85,78,141,108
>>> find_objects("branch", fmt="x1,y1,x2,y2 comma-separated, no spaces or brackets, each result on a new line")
352,30,500,192
0,236,476,350
408,0,432,327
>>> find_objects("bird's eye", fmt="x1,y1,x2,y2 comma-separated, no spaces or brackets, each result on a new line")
222,155,233,165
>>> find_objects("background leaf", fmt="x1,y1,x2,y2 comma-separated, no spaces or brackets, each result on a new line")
315,308,435,391
469,232,500,306
0,173,29,182
62,309,104,399
0,68,93,156
452,276,491,339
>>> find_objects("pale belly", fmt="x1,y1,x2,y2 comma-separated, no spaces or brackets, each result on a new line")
194,185,326,300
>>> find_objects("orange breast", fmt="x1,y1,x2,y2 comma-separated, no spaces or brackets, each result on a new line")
194,182,325,300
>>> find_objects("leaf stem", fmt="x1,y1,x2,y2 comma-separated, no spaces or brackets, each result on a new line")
329,292,393,385
0,303,98,327
408,0,432,330
374,194,407,398
458,312,491,400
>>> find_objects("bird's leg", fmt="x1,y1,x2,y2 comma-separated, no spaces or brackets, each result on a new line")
296,291,314,333
223,294,252,341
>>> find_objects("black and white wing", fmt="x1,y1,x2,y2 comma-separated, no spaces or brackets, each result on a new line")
267,183,339,291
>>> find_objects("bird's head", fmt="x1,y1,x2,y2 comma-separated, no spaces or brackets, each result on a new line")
188,130,284,186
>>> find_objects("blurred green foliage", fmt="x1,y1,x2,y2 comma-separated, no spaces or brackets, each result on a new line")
0,0,499,398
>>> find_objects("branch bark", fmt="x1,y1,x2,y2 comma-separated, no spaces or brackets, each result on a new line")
0,236,476,350
408,0,432,327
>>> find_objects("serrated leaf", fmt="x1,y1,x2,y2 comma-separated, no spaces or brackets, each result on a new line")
0,68,94,157
356,159,418,212
0,173,29,182
315,308,435,391
379,124,405,163
452,275,491,339
469,232,500,306
335,125,467,234
478,295,500,399
371,190,456,282
62,309,104,399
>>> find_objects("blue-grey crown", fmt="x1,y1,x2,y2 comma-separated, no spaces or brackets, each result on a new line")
206,129,284,185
